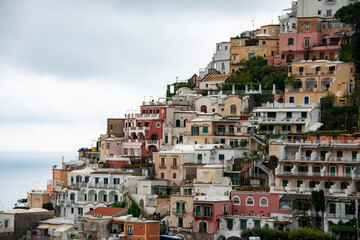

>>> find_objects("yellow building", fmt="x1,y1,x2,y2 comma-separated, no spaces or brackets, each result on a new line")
285,60,355,105
230,32,279,73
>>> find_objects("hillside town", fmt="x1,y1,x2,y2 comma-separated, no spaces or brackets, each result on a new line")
2,0,360,240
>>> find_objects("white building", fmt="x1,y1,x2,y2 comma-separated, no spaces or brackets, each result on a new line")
200,42,231,77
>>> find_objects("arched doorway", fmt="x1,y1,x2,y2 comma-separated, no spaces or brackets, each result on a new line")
200,105,207,113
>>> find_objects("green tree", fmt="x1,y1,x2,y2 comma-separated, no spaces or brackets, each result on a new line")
112,200,126,208
335,2,360,70
268,155,279,174
289,227,331,240
311,190,325,230
128,200,140,217
42,202,54,210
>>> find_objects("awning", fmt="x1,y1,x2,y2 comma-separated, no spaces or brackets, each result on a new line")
310,65,321,68
37,225,49,229
325,64,336,67
309,122,323,131
280,194,310,201
324,35,342,39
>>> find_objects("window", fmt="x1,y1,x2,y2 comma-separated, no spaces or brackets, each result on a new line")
103,194,107,202
301,112,307,118
288,38,294,45
165,134,168,144
85,176,89,183
128,225,133,235
240,220,247,230
227,219,233,230
260,197,268,207
197,154,202,164
71,208,74,214
304,38,310,47
337,151,343,161
172,158,177,167
326,9,332,17
160,158,165,167
289,96,295,103
4,220,9,228
113,178,120,184
104,178,109,184
286,112,292,118
78,207,83,216
218,45,222,51
161,173,165,179
219,154,225,161
329,203,336,214
199,221,207,232
178,217,183,227
225,46,228,50
223,205,227,213
71,177,74,183
173,173,176,179
233,196,240,205
191,126,200,136
156,122,161,128
267,112,276,118
254,220,261,228
91,223,96,230
305,23,310,30
204,206,211,216
304,96,309,105
352,152,357,161
176,201,186,213
70,193,75,200
203,126,208,133
176,119,180,127
318,10,321,15
262,41,266,45
195,205,202,216
246,197,254,206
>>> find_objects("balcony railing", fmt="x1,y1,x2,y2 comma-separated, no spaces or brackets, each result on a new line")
173,209,186,215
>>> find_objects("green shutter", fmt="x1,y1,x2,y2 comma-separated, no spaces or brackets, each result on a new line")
195,206,201,216
203,126,208,133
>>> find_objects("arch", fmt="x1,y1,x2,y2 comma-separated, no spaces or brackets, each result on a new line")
198,221,208,233
321,77,332,91
233,196,240,205
98,190,107,202
216,235,226,240
290,79,302,90
130,132,137,140
260,197,268,207
201,105,207,113
305,78,316,91
246,196,254,206
227,237,241,240
230,105,237,115
140,199,144,208
109,191,118,203
78,189,87,201
81,219,88,229
138,132,145,140
88,190,97,202
176,119,181,127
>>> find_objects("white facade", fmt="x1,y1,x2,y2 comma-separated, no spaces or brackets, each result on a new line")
297,0,357,18
200,42,231,77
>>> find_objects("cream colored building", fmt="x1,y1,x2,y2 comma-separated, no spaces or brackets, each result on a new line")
27,190,51,209
169,195,194,233
285,60,355,105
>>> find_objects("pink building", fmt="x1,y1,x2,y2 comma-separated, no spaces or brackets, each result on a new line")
193,196,232,235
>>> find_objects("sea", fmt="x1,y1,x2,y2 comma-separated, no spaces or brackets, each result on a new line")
0,151,77,212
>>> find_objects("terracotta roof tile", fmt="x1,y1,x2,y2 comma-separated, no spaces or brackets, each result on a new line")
85,207,127,216
201,74,231,82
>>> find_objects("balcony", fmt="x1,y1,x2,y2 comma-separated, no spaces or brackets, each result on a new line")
135,113,162,120
173,209,187,216
171,165,179,169
87,183,119,189
145,140,160,150
213,131,235,136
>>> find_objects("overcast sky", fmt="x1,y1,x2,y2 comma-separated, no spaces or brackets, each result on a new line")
0,0,290,151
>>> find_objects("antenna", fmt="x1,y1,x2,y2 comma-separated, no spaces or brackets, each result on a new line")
252,17,255,31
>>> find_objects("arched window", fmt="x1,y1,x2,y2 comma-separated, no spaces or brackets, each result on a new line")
246,197,254,206
201,105,207,113
176,119,181,127
199,221,208,232
260,197,268,207
288,38,294,45
233,196,240,205
230,105,237,115
156,122,161,128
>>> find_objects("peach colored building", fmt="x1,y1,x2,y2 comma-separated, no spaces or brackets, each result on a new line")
169,195,194,233
124,218,160,240
285,60,355,105
27,190,51,208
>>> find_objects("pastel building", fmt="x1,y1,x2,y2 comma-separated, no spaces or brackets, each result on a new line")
169,195,194,234
200,42,231,77
214,191,292,240
123,216,160,240
199,74,231,91
285,60,355,105
252,102,322,134
193,196,232,237
27,190,51,209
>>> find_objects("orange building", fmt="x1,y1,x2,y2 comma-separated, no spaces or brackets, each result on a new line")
123,218,160,240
